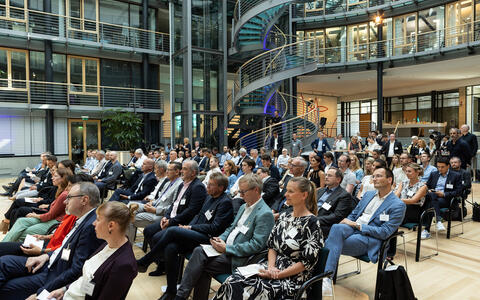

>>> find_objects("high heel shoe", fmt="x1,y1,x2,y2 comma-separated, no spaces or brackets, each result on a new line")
0,219,9,234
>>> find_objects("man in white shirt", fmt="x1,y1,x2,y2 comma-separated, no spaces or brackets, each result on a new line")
202,157,221,186
90,150,107,177
337,154,356,194
131,148,147,169
393,153,411,186
381,134,402,166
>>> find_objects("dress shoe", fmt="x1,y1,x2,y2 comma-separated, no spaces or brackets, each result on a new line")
2,185,12,192
158,293,175,300
136,260,149,273
0,192,12,197
174,296,186,300
148,268,165,277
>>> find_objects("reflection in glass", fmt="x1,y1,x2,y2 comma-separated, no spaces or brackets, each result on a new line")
0,50,7,88
10,51,26,88
85,59,97,93
418,7,445,52
70,121,84,165
86,122,99,149
69,57,82,92
325,27,346,63
394,14,416,55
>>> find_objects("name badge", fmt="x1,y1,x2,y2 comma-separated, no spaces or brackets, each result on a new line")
407,190,414,197
380,213,389,222
239,225,249,234
61,248,71,261
322,202,332,211
446,184,453,189
160,195,167,202
462,181,465,185
81,278,95,296
287,227,298,238
394,147,399,150
205,210,213,221
108,171,113,175
180,198,186,205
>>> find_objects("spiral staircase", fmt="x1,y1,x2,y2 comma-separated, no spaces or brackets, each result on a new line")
227,0,320,150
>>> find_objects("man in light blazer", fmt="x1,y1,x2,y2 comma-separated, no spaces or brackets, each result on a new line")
317,168,355,237
174,174,275,300
324,167,406,279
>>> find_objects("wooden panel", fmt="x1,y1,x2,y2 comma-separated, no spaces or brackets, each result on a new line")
403,109,417,123
359,113,370,137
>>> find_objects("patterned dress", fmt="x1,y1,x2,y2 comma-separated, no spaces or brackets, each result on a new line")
213,213,323,300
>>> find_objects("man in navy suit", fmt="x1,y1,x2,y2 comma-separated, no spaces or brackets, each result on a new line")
324,167,406,289
142,160,207,276
311,131,331,166
95,151,123,195
381,133,403,166
0,182,103,300
138,172,233,300
425,157,463,232
109,158,157,203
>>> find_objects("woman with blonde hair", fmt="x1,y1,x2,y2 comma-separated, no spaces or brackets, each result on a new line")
214,177,323,300
349,154,364,184
223,160,238,194
389,154,401,170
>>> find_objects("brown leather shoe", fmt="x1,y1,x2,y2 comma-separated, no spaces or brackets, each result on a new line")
0,220,9,234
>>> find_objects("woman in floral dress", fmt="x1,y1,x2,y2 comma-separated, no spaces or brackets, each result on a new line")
213,177,323,300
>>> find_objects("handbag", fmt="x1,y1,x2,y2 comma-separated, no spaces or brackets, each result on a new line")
472,202,480,222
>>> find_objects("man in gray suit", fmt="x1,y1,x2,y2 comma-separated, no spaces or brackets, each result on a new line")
174,174,275,300
317,168,355,237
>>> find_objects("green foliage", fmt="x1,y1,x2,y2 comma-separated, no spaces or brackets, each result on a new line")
102,109,143,150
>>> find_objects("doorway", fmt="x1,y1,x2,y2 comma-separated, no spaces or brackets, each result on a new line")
68,119,101,165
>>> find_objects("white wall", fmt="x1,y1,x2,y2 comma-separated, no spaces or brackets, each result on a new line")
0,110,46,156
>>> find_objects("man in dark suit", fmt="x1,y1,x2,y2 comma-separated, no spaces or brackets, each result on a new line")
450,156,472,193
317,168,354,237
269,131,283,151
109,158,157,203
0,182,103,300
95,151,123,195
142,160,207,275
260,154,281,181
198,148,211,174
447,127,471,169
381,133,403,166
460,124,478,166
138,173,233,300
256,167,280,208
311,131,331,166
425,157,463,232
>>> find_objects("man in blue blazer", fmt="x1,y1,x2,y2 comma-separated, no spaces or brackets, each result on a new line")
425,157,463,232
324,167,406,279
0,182,103,300
311,131,331,166
174,173,275,300
95,151,123,195
109,158,158,203
138,173,234,300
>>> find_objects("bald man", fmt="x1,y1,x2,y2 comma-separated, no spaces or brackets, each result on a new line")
95,151,123,195
109,158,158,203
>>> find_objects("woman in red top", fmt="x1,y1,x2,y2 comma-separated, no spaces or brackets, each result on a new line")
2,167,73,242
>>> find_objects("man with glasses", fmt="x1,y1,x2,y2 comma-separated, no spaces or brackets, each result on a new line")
0,182,103,300
447,128,470,169
174,173,274,300
337,154,356,194
317,168,354,237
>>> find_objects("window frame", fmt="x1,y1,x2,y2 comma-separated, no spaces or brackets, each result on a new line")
0,47,29,91
67,55,100,99
0,0,28,22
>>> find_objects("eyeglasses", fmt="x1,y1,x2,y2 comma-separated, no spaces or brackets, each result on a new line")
66,194,85,200
238,187,254,195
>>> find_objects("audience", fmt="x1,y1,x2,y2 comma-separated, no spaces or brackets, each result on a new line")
109,159,157,203
95,151,123,195
447,128,470,169
256,167,280,208
323,152,337,173
420,152,437,182
337,154,356,194
381,133,403,166
277,148,290,175
357,157,377,199
260,154,281,181
290,133,303,157
174,173,274,300
349,154,364,185
311,131,331,165
223,160,237,194
459,124,478,167
307,155,325,189
393,153,411,186
348,135,363,153
202,156,221,186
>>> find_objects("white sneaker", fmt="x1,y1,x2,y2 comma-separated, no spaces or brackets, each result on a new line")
421,229,431,240
322,277,333,297
436,221,446,231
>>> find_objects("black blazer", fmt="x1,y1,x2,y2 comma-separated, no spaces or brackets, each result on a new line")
166,177,207,226
97,161,113,178
381,140,403,156
87,241,138,300
190,192,234,237
262,177,280,208
426,170,463,200
128,172,158,200
100,161,123,188
37,168,53,191
40,209,103,294
317,186,354,236
269,135,284,151
269,165,281,181
198,156,210,171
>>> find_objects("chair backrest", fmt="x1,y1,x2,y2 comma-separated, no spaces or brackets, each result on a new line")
307,247,330,300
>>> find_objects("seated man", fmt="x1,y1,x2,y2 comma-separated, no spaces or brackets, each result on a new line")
202,156,221,186
260,154,281,181
95,151,122,195
337,154,356,194
323,167,406,291
229,159,256,214
137,173,234,300
317,168,354,237
0,182,103,300
450,156,472,194
109,158,157,204
256,167,280,208
425,157,463,231
90,150,107,177
174,174,275,300
12,155,57,201
420,152,437,183
127,161,183,241
142,160,207,275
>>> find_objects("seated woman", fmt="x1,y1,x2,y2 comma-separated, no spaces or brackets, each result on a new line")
357,157,375,199
394,163,428,238
223,160,237,194
347,135,362,153
48,201,138,300
349,154,364,185
2,167,73,242
213,177,323,300
276,148,290,175
307,155,325,189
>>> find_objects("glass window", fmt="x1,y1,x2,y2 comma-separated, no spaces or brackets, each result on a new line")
305,1,324,12
391,97,402,111
393,14,416,55
130,4,141,28
325,0,345,14
8,0,26,20
53,54,67,83
348,23,368,61
99,0,128,26
348,0,367,11
446,0,473,46
29,51,45,81
191,0,223,49
0,49,7,87
0,48,27,89
68,0,98,34
418,6,445,52
68,56,98,94
325,26,346,63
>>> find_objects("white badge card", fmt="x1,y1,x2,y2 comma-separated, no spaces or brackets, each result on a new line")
205,210,213,221
81,279,95,296
446,184,453,189
61,248,71,261
380,213,389,222
239,225,249,234
322,202,332,211
160,195,167,202
180,198,186,205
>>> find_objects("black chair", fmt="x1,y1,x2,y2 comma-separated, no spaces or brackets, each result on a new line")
440,196,464,239
400,198,439,262
294,247,332,300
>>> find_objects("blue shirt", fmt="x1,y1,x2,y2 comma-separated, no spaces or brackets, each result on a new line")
435,170,449,192
318,186,339,206
421,164,437,182
219,152,232,167
317,139,324,151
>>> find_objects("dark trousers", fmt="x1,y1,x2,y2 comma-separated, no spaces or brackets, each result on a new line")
95,181,107,196
138,226,209,295
0,255,48,300
177,246,233,300
427,192,451,228
0,242,23,257
108,189,133,203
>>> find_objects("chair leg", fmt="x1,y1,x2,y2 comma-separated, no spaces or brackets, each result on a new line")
401,235,408,272
447,209,452,239
415,223,421,262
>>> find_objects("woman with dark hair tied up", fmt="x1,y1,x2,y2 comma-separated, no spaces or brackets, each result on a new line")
213,177,323,300
49,201,138,300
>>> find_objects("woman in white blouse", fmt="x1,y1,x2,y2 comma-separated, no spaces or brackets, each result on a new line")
276,148,290,175
49,202,138,300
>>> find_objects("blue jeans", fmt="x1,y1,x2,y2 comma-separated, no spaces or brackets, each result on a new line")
324,224,369,276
